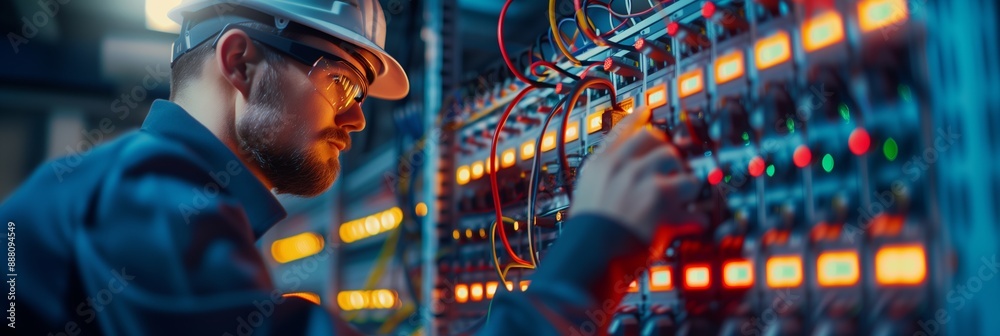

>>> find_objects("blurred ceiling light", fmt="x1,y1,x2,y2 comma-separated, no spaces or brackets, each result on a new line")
146,0,182,33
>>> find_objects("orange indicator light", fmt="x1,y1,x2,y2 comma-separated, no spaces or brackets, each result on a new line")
766,256,803,288
684,265,711,290
715,51,745,84
755,31,791,70
817,251,860,286
803,11,845,52
723,260,754,288
678,68,704,98
875,244,926,285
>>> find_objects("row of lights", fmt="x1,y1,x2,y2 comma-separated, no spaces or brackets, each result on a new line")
337,289,399,311
456,122,582,186
650,0,908,103
339,207,404,243
707,129,901,185
453,280,531,303
271,232,325,264
630,244,926,292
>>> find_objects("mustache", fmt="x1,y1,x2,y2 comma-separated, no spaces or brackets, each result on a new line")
320,128,352,151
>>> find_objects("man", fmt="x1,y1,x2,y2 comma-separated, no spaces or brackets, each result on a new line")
0,0,700,334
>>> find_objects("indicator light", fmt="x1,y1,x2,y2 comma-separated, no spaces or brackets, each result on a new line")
628,280,639,293
272,232,325,263
501,148,516,168
541,132,557,152
380,210,396,231
723,260,754,288
858,0,908,33
520,280,530,291
486,281,499,299
667,22,680,36
337,290,398,310
452,229,460,240
708,168,724,185
793,145,812,168
586,113,603,134
646,84,668,109
766,164,775,177
678,68,704,98
715,50,745,84
849,128,871,155
817,251,860,286
883,138,898,161
565,121,580,142
604,56,643,78
470,283,484,301
684,265,711,289
702,1,716,17
668,22,705,49
876,245,926,285
471,161,485,179
521,141,536,160
748,156,766,177
505,281,514,291
371,289,398,309
455,284,469,303
364,216,380,235
456,165,471,185
704,2,748,31
803,11,845,52
766,256,803,288
821,154,835,173
650,266,674,291
755,31,791,70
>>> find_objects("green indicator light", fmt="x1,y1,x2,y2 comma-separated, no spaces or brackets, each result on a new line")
838,103,851,123
786,118,795,133
742,132,750,141
898,85,912,101
766,164,775,177
883,138,899,161
822,154,835,172
724,175,732,183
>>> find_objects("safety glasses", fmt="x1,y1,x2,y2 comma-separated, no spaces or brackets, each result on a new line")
212,23,376,112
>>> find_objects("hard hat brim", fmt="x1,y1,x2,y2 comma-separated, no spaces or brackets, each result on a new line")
169,1,410,100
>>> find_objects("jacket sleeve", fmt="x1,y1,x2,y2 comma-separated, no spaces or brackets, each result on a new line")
78,149,355,336
479,214,650,335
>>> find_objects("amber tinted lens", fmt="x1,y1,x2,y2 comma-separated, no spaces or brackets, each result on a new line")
308,58,367,111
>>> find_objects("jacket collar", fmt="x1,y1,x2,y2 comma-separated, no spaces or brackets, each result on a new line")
141,99,287,239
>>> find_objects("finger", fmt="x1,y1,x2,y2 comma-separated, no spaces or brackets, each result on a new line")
654,173,701,202
604,106,652,150
620,145,682,179
605,128,667,169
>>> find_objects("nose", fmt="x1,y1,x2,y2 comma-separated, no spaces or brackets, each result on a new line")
335,101,366,133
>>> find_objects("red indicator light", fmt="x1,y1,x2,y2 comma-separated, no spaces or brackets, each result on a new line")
849,128,871,155
793,145,812,168
603,57,613,71
708,168,724,185
702,1,717,18
634,38,644,49
748,156,766,177
667,22,680,36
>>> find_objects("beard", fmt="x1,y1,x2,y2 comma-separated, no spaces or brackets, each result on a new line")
235,65,339,197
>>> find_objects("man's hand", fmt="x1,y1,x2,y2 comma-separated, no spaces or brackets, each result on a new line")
569,107,705,250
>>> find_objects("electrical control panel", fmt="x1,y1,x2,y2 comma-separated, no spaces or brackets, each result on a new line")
429,0,953,335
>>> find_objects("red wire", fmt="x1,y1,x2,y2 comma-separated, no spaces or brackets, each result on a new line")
490,86,537,266
603,0,661,18
500,0,550,88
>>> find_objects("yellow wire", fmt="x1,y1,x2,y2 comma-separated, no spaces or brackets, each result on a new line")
549,0,584,66
491,217,537,286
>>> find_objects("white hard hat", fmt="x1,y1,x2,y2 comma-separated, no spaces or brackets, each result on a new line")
169,0,409,100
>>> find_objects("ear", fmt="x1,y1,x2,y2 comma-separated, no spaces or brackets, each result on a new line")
215,29,263,99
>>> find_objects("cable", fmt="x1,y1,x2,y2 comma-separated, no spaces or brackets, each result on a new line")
490,217,537,283
556,77,616,199
525,95,570,264
530,60,582,81
605,0,660,18
489,86,538,266
549,0,587,66
574,0,636,51
500,0,555,88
